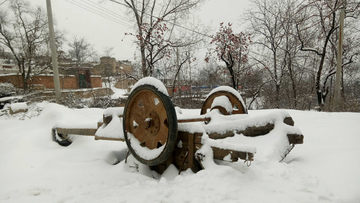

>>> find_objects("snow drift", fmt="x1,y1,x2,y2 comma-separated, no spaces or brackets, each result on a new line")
0,102,359,203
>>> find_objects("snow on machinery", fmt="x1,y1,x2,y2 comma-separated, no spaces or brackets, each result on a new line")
52,77,304,173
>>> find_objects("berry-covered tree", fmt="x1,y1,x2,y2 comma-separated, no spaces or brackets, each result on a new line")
206,23,251,90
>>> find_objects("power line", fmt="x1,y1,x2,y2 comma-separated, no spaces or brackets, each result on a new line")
68,0,131,27
65,0,132,28
109,0,213,39
83,0,129,22
0,0,7,6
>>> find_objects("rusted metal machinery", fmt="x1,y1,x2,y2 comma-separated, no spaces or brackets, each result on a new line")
53,77,304,173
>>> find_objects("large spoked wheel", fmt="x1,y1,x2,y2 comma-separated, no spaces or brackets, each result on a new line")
201,86,248,115
123,84,178,166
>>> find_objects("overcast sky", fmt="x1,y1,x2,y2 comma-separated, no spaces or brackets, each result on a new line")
3,0,251,61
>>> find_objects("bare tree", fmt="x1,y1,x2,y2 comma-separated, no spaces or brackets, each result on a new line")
171,47,197,96
244,0,287,108
197,59,223,87
67,35,96,66
103,46,114,57
295,0,360,109
0,0,54,92
119,0,204,77
240,0,360,110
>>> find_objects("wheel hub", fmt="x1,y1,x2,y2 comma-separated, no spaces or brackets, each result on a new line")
144,111,160,135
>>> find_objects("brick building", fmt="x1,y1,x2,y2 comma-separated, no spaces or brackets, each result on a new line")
0,56,134,91
92,57,136,89
0,73,102,90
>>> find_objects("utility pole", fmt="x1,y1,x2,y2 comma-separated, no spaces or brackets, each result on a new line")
46,0,61,102
333,6,345,109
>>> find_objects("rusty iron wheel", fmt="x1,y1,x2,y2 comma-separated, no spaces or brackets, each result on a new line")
201,87,248,116
123,84,178,166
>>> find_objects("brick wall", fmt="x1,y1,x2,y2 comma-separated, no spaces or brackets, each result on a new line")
32,75,77,89
91,76,102,88
0,74,102,89
0,74,22,87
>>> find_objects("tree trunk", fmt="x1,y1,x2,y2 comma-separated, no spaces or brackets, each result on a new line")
140,43,147,77
228,66,237,90
287,54,297,108
275,83,280,108
273,50,280,108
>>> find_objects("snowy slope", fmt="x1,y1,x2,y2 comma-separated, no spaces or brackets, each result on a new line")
0,103,359,203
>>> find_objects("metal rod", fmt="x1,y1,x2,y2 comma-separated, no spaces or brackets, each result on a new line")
56,128,97,136
177,117,211,123
94,136,125,141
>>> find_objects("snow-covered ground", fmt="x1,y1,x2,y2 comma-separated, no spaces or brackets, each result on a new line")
0,104,359,203
0,83,359,203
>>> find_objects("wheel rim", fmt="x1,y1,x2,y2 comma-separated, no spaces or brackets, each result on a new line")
201,90,247,115
123,84,178,166
126,90,169,149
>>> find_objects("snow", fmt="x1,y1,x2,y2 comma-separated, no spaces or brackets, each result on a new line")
41,102,102,129
110,84,127,99
177,109,298,161
130,77,169,96
95,113,124,139
206,86,247,113
211,95,232,113
0,95,23,102
103,107,124,117
9,102,28,111
127,132,167,160
0,102,360,202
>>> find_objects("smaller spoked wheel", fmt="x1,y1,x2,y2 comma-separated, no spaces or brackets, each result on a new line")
201,86,248,115
52,128,73,146
123,83,178,166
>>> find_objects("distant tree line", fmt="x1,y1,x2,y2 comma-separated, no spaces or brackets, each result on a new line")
0,0,99,93
238,0,360,111
198,0,360,111
1,0,359,112
124,0,359,111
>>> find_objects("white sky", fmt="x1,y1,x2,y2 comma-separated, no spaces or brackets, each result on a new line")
3,0,251,62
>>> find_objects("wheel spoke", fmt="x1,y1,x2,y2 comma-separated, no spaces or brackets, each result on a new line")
154,101,166,116
129,112,144,129
155,124,168,145
145,138,158,149
136,132,147,143
141,91,154,113
128,113,148,144
133,96,146,112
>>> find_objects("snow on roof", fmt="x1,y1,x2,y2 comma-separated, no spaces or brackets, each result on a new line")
0,73,19,76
